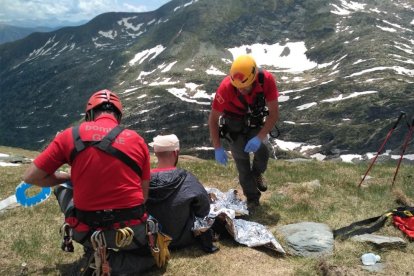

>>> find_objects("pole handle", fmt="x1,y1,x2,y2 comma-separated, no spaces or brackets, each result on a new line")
392,111,406,129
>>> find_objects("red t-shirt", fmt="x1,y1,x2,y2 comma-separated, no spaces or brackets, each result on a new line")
34,114,150,211
212,69,279,115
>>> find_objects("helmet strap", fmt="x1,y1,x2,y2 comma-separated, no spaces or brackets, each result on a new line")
86,108,121,123
85,110,94,122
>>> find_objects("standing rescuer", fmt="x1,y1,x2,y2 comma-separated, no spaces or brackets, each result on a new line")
208,55,279,209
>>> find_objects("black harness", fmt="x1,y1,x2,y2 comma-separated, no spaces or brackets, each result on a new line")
67,125,146,235
225,68,266,120
70,125,142,178
219,69,279,140
76,205,146,229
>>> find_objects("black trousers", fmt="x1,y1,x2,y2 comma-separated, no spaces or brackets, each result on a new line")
226,119,269,202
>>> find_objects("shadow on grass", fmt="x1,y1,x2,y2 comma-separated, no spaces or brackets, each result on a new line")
55,255,94,276
254,245,286,258
239,202,281,226
55,262,74,276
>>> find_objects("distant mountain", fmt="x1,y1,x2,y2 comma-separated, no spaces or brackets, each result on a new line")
0,0,413,159
0,24,56,44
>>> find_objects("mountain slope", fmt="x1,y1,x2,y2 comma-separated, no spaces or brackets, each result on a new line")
0,0,413,158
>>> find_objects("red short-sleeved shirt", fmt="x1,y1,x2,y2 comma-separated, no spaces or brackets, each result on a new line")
212,69,279,115
151,167,176,173
34,114,150,211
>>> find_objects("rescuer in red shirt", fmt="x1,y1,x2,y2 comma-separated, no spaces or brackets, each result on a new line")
208,55,279,210
24,89,150,210
23,89,154,273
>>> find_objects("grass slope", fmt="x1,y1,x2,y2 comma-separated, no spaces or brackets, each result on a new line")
0,147,413,275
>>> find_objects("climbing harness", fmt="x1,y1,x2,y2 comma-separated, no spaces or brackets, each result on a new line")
70,125,142,178
75,204,146,229
220,68,280,141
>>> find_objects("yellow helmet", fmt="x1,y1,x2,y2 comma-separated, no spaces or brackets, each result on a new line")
230,55,258,89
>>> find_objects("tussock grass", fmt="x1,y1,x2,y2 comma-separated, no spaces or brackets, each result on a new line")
1,146,414,275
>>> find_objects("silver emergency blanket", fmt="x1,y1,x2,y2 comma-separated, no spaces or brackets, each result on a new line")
207,187,249,217
193,187,285,255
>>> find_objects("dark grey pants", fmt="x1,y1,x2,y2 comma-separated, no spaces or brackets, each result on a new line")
226,119,269,202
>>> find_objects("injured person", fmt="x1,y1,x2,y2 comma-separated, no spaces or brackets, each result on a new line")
146,134,219,253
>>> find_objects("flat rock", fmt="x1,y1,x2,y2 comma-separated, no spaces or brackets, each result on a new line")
277,222,334,257
352,234,407,249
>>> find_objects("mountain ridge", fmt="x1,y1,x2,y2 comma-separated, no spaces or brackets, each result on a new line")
0,24,57,45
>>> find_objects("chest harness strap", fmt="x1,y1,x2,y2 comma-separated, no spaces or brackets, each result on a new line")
70,125,142,178
226,68,265,117
221,68,280,138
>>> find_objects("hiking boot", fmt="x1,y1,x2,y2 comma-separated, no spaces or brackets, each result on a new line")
247,199,260,212
255,174,267,192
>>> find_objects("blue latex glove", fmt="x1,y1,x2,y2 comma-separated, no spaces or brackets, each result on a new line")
214,147,228,165
244,136,262,153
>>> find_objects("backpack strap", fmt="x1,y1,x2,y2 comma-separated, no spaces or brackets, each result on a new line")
70,126,142,178
333,214,390,240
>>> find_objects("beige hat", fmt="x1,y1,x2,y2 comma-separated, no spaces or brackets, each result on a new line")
149,134,180,152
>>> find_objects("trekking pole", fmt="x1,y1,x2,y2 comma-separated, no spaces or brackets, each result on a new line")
358,111,406,187
391,117,414,187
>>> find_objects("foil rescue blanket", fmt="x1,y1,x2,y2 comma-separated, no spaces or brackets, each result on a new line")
193,187,285,255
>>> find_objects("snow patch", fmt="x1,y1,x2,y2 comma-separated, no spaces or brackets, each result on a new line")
206,66,226,75
129,45,166,66
297,102,317,110
228,41,317,73
321,91,378,102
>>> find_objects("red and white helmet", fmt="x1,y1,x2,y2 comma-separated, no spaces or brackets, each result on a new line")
85,89,123,121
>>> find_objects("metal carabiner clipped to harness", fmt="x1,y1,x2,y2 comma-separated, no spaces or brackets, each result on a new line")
146,219,159,251
59,223,74,252
115,227,134,248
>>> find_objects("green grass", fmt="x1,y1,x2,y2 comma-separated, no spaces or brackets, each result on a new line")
1,146,414,275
